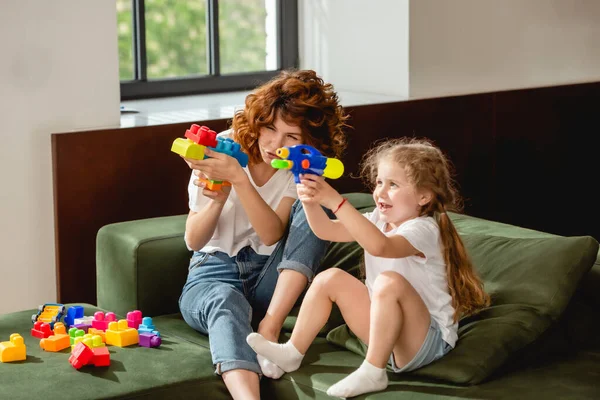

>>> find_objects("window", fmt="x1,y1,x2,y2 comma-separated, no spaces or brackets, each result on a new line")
117,0,298,100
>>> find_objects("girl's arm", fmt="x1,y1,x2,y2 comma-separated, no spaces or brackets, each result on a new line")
300,174,420,258
301,202,355,242
333,202,420,258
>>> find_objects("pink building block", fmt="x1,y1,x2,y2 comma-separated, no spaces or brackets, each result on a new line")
91,311,116,331
126,310,143,329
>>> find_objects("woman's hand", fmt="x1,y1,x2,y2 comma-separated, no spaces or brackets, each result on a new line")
297,174,344,210
183,148,246,186
193,170,231,203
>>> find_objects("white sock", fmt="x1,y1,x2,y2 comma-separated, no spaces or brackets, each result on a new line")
326,360,388,398
246,332,304,373
257,354,285,379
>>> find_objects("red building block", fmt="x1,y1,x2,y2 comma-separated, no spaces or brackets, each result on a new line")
31,321,53,339
92,346,110,367
68,342,94,369
185,124,217,147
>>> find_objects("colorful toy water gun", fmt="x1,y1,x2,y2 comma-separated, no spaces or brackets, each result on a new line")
271,145,344,183
171,124,249,191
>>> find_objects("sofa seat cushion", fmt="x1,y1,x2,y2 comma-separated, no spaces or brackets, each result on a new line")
324,195,600,384
0,304,230,400
268,334,600,399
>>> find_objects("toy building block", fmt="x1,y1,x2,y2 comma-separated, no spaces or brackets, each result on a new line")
271,145,344,183
72,334,105,351
69,342,94,370
69,328,86,345
63,306,84,327
126,310,143,329
31,303,66,329
72,323,91,333
31,321,53,339
139,333,162,348
0,334,26,362
87,328,106,343
92,346,110,367
171,124,249,191
105,320,139,347
73,316,94,325
91,311,117,331
40,323,70,352
138,317,160,337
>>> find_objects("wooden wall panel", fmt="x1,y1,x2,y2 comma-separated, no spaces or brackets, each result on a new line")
52,82,600,305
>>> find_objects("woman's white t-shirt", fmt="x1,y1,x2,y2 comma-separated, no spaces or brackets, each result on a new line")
185,130,298,257
363,209,458,347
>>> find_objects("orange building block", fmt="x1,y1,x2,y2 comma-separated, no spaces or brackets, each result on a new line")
40,323,70,352
87,328,106,343
0,334,26,362
105,320,139,347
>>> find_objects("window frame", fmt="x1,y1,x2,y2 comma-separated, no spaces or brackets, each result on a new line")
120,0,298,100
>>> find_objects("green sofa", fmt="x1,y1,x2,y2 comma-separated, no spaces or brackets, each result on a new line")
3,193,598,399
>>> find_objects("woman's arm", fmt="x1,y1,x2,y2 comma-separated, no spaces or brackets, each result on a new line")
188,149,291,246
185,199,226,251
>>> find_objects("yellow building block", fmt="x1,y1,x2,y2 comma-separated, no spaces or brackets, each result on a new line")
105,320,139,347
0,333,26,362
171,138,206,160
71,334,105,351
40,323,70,352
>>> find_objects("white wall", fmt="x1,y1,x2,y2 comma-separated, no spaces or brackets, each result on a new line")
0,1,120,313
299,0,410,97
299,0,600,99
410,0,600,98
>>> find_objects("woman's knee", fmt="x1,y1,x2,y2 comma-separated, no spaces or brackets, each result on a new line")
372,271,411,299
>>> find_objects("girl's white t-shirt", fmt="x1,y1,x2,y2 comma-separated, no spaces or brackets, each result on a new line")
363,209,458,347
185,130,298,257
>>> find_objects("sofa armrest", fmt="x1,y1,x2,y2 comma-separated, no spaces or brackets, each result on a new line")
96,214,191,317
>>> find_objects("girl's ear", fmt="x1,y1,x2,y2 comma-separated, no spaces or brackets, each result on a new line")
418,190,433,206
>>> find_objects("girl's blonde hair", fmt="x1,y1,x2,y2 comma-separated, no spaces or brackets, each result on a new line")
231,69,349,164
360,137,490,322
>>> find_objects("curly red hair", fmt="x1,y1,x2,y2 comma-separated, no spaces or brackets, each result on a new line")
231,69,349,164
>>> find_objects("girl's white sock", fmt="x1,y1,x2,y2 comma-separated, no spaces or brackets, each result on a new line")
246,333,304,373
257,354,285,379
326,359,388,398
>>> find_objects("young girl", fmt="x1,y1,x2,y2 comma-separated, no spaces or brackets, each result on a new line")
178,69,349,400
247,138,490,398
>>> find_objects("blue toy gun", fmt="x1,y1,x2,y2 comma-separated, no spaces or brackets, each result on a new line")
271,145,344,183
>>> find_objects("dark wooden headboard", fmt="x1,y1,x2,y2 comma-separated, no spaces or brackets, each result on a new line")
52,81,600,305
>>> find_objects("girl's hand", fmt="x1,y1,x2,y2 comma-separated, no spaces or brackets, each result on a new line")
186,149,245,186
297,174,344,210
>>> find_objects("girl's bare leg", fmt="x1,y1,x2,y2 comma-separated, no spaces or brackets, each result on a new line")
247,268,371,372
327,271,430,398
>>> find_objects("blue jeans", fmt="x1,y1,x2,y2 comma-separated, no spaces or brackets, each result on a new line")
178,201,331,375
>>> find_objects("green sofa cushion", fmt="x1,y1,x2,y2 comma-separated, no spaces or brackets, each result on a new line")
0,304,230,400
325,197,599,384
